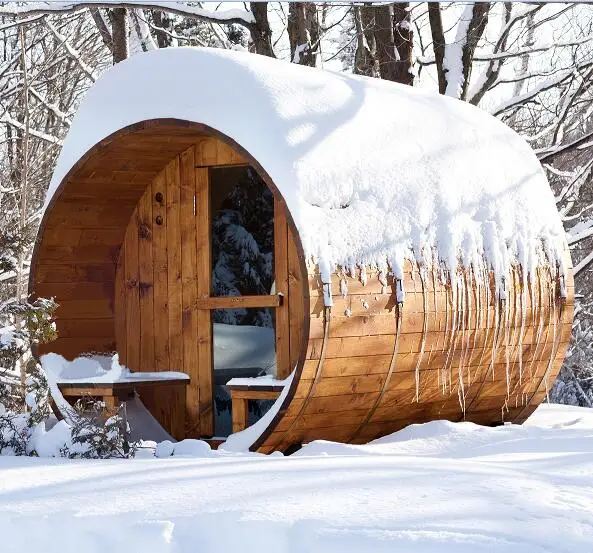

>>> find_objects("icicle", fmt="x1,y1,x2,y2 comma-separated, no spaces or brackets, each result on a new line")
505,269,522,394
517,271,527,385
360,266,368,286
360,299,369,310
340,278,348,298
323,284,333,307
543,287,562,404
526,266,545,380
559,273,567,299
443,269,459,393
456,273,467,418
489,273,504,384
413,269,428,403
461,268,473,386
458,385,466,419
319,258,333,308
501,276,512,399
378,270,388,295
395,278,405,303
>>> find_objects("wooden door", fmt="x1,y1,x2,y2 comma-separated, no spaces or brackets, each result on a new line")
115,138,299,439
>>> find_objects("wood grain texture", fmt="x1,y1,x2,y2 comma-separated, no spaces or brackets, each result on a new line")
274,199,291,380
180,148,200,435
152,170,169,371
137,184,155,369
288,227,305,372
195,166,213,437
253,255,574,453
124,213,140,369
166,157,183,373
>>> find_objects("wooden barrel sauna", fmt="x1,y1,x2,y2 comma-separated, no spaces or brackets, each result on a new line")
30,48,573,453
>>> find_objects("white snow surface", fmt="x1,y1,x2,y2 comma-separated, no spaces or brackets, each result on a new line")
41,352,188,384
1,403,593,552
226,373,289,388
45,47,565,287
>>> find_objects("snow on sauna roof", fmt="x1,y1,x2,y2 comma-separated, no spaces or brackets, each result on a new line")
46,47,565,282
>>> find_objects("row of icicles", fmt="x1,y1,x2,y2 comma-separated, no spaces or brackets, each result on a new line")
323,259,566,421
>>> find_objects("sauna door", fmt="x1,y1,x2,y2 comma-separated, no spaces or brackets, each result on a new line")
195,165,287,437
116,145,298,439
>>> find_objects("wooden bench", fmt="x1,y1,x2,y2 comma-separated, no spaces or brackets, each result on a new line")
56,374,189,440
226,380,284,433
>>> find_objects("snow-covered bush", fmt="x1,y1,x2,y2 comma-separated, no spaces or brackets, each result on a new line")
0,411,28,455
65,400,136,459
24,358,51,427
0,289,57,454
0,297,57,409
0,287,135,458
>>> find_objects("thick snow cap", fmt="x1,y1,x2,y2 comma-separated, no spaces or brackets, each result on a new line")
46,47,565,288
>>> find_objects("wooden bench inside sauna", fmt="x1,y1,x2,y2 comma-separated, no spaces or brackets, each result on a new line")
30,48,573,453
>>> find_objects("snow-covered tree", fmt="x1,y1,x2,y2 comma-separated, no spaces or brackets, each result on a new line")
212,168,274,327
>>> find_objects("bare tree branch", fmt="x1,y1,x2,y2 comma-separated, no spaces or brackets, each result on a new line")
0,2,255,28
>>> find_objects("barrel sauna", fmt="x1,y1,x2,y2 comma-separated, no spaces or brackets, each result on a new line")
30,47,573,453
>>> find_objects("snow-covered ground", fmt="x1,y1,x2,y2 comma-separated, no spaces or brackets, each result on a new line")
1,403,592,553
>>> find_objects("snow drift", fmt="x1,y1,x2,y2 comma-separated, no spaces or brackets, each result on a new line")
1,404,592,553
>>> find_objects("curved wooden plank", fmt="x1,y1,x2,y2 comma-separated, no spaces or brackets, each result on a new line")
254,255,573,453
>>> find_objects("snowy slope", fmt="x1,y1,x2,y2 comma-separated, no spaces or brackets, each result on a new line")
44,47,565,292
1,403,592,553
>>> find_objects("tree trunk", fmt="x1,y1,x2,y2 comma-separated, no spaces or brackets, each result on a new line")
153,10,172,48
354,5,379,77
392,3,414,85
306,3,320,65
428,3,446,94
90,8,113,55
17,24,29,390
108,7,129,64
288,2,318,66
469,2,512,106
373,4,397,81
458,3,490,100
249,2,275,57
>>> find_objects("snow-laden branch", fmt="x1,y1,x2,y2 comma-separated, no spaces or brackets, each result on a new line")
0,14,45,31
44,19,98,82
538,129,593,162
443,4,473,98
0,114,63,146
574,249,593,276
568,218,593,245
0,2,255,27
418,28,588,67
492,61,593,117
472,37,593,62
28,87,73,126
